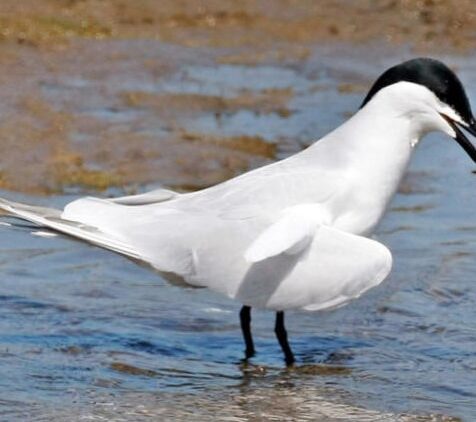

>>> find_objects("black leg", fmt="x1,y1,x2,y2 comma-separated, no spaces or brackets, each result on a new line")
275,311,295,366
240,305,255,360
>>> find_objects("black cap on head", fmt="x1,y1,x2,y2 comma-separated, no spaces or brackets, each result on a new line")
361,58,473,124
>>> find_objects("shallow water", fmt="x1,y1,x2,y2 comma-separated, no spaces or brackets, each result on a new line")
0,43,476,420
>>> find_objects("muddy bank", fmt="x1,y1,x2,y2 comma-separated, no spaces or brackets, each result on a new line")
1,0,475,51
0,41,284,193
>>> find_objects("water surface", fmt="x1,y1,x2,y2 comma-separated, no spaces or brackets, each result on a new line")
0,44,475,421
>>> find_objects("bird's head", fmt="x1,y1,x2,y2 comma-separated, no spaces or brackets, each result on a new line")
361,58,476,162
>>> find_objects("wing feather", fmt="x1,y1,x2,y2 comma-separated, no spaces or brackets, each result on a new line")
235,226,393,311
110,188,178,205
244,204,328,263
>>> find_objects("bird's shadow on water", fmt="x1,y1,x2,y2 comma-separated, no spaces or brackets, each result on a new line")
296,335,368,365
235,360,352,392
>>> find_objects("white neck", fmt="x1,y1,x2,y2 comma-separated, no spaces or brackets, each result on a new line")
303,87,439,234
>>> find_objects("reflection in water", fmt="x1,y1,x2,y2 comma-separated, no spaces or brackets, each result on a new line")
36,373,461,422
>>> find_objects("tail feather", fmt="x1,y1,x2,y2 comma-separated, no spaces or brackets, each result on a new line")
0,198,143,261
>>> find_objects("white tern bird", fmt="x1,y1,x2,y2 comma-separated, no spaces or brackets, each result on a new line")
1,58,475,366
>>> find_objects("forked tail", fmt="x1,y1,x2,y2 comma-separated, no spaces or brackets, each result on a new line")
0,198,143,261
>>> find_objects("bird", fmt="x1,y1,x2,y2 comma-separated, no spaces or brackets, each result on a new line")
0,57,475,366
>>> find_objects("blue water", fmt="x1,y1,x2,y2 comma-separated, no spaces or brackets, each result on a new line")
0,42,475,420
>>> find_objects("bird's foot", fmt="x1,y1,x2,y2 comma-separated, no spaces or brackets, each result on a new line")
243,348,256,361
285,355,295,367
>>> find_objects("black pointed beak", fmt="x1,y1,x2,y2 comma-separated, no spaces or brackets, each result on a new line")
442,115,476,163
462,118,476,138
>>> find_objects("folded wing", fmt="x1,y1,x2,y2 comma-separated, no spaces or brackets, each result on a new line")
0,192,392,313
244,204,328,263
232,208,393,311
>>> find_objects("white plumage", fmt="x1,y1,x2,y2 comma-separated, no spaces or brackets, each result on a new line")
2,57,476,364
0,61,474,321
